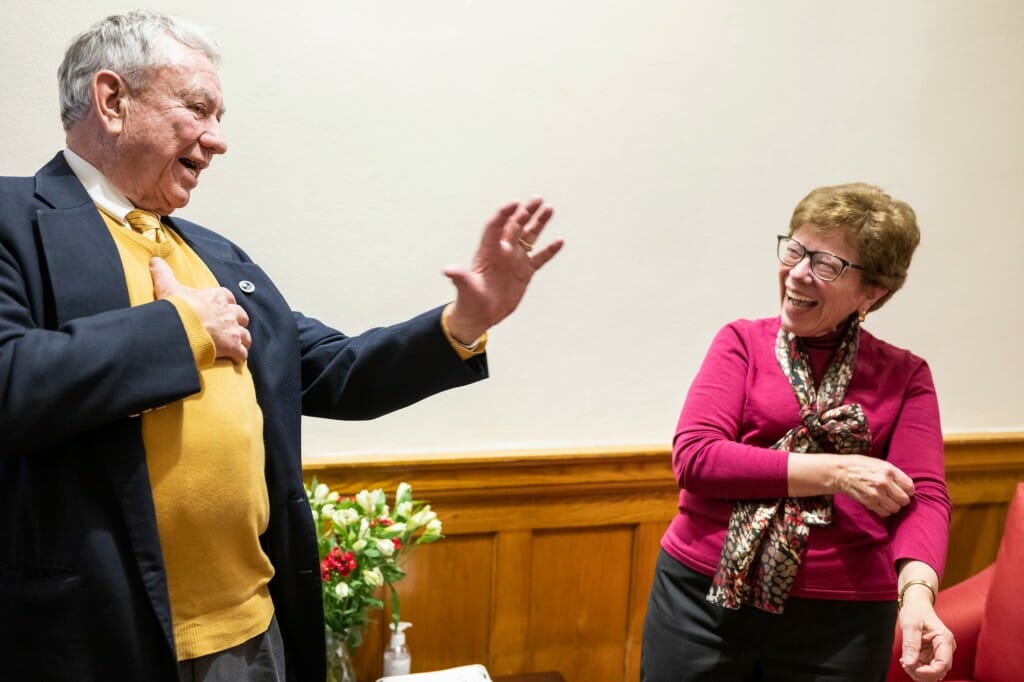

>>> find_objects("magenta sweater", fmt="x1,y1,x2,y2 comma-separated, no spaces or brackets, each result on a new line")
661,317,951,601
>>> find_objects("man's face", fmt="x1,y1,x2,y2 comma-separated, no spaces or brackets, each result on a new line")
109,38,227,214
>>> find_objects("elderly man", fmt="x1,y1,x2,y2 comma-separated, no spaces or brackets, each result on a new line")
0,10,561,682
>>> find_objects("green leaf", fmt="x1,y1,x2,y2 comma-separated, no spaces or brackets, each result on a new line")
388,583,402,627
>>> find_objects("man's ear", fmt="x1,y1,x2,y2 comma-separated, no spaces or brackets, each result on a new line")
93,70,129,134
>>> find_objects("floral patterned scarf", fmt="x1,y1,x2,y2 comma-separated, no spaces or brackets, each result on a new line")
706,318,871,613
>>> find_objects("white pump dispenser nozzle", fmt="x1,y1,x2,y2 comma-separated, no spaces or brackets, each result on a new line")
391,621,411,644
382,621,412,676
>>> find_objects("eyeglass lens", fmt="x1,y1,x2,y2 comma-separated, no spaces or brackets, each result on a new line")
777,237,845,281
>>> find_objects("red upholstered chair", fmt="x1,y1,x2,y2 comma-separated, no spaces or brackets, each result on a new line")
887,482,1024,682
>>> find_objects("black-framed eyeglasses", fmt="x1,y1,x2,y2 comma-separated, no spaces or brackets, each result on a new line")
776,235,866,282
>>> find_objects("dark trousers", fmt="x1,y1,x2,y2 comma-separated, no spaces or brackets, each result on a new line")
641,550,896,682
178,615,286,682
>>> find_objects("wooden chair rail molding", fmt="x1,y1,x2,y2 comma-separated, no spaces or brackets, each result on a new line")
303,433,1024,682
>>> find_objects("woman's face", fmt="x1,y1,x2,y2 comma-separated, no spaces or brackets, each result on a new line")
778,226,887,337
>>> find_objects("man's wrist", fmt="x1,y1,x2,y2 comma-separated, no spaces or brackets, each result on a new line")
453,336,481,352
442,303,486,346
441,304,487,359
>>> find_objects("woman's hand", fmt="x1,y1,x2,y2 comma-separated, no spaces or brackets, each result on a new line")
834,454,914,516
787,453,913,517
899,598,956,681
898,561,955,681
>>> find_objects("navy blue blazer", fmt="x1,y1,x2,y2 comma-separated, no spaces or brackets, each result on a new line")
0,153,487,681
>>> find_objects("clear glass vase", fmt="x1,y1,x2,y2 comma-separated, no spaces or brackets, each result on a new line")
325,629,357,682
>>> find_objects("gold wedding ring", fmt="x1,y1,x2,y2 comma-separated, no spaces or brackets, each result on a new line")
517,238,534,252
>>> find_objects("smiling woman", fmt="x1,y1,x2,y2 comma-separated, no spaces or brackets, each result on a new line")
784,183,920,312
641,183,956,682
771,184,919,340
778,227,887,338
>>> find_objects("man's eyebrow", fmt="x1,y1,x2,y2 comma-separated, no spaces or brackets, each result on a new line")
188,86,226,118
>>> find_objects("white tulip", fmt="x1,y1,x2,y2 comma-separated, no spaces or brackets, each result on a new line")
410,507,437,528
363,567,384,587
334,582,351,598
314,484,329,502
376,539,396,557
334,508,359,527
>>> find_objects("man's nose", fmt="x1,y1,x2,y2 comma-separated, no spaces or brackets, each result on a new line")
200,118,228,155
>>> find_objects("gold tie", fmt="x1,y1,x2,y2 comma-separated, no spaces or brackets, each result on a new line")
125,209,165,242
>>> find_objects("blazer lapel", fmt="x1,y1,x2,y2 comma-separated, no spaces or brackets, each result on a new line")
34,153,131,326
37,206,131,326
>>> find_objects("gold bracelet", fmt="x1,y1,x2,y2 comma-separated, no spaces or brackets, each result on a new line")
898,579,936,609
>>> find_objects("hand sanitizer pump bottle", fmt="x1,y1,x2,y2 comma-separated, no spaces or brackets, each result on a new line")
382,621,412,676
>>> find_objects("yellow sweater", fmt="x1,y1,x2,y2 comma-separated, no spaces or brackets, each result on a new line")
101,212,275,660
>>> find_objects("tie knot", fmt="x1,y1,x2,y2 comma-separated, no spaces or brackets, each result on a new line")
125,210,164,241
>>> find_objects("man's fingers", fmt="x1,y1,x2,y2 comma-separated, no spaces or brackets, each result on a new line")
149,257,179,299
528,239,565,271
506,197,544,240
516,197,544,226
481,202,519,249
520,204,555,245
217,286,239,308
441,265,471,287
235,302,250,328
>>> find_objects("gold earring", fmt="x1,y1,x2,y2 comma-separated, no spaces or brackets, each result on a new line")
857,310,867,323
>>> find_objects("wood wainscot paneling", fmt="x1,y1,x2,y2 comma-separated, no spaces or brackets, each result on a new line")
304,434,1024,682
943,433,1024,584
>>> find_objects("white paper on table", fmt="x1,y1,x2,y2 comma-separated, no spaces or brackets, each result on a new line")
376,663,493,682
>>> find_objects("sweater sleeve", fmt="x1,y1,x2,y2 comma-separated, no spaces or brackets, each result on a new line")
887,359,952,580
672,322,790,500
166,295,216,369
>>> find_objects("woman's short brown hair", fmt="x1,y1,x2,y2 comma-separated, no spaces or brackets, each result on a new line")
788,182,919,311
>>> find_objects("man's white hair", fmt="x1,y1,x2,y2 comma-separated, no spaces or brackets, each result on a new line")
58,9,221,131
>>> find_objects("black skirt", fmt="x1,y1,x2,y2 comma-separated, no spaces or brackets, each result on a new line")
640,549,897,682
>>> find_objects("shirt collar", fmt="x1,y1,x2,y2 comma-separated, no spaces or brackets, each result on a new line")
62,148,139,225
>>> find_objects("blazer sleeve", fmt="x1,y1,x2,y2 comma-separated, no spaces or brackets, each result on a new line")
0,267,201,454
294,305,487,420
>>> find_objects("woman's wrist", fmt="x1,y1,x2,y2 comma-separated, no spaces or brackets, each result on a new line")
786,453,843,497
898,579,936,609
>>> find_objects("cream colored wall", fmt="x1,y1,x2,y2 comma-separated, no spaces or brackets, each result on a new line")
3,1,1023,458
